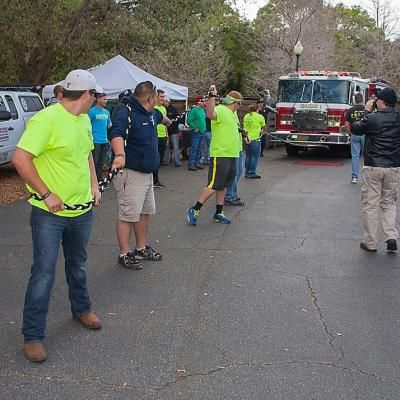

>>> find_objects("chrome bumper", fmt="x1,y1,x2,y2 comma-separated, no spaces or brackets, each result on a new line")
269,132,350,146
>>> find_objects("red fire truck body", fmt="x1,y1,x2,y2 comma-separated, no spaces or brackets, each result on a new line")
271,71,388,156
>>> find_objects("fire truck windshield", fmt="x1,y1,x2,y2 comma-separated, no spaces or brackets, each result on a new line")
278,80,312,103
278,79,351,104
313,80,350,104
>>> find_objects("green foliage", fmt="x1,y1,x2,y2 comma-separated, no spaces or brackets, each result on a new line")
333,4,379,73
0,0,136,83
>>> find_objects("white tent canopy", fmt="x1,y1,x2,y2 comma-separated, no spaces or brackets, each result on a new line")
42,55,188,101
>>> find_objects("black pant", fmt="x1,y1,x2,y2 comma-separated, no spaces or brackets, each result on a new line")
153,137,167,183
92,143,108,182
260,135,266,156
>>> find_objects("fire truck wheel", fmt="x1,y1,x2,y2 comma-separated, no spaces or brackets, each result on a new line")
343,146,352,159
331,145,351,159
285,143,300,156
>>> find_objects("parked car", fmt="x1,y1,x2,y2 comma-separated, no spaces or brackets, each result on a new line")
0,91,44,164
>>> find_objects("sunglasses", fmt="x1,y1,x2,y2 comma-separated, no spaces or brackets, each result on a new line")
88,89,97,96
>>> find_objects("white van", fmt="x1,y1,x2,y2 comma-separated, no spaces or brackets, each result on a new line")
0,91,44,164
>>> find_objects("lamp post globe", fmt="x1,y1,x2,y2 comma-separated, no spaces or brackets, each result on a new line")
293,41,304,72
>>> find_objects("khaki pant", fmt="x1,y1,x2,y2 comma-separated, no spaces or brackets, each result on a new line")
361,166,400,248
113,169,156,223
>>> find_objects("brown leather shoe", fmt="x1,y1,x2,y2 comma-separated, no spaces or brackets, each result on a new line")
23,342,47,363
73,312,102,329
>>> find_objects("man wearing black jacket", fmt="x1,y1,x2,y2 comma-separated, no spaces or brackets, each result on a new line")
165,97,182,167
110,81,171,269
110,89,132,123
351,88,400,253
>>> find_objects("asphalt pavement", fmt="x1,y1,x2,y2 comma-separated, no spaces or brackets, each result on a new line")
1,147,399,400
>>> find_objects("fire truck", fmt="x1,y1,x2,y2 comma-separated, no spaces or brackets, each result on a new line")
270,71,389,156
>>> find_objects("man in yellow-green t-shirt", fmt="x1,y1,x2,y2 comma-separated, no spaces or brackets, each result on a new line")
243,104,266,178
187,85,242,226
12,70,103,363
153,89,168,187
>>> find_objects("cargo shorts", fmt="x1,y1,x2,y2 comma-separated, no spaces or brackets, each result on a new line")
113,168,156,222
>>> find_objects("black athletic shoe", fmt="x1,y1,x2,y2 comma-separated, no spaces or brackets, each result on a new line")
195,165,204,170
118,252,144,270
188,166,197,171
154,181,165,188
135,245,163,261
386,239,397,252
360,241,377,252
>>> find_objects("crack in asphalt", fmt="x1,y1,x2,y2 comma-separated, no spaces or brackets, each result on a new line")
270,269,388,279
305,277,364,372
293,237,306,251
305,276,344,360
1,359,399,393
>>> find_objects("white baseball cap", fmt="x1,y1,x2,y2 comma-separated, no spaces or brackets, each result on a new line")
63,69,103,93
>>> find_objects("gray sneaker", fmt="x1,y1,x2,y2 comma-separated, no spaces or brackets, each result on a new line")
351,177,358,184
135,245,163,261
118,252,143,270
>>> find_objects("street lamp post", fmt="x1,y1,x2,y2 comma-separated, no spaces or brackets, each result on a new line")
293,41,304,72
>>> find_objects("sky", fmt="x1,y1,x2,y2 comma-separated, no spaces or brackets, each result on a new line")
235,0,400,21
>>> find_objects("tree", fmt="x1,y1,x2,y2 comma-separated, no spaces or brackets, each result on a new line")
252,0,335,95
332,4,377,74
121,0,254,95
0,0,136,83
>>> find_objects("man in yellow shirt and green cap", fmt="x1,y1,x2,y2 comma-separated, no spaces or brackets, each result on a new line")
187,85,243,225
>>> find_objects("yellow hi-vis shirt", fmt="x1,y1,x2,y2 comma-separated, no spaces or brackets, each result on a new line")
154,105,167,138
17,103,94,217
243,111,266,141
210,104,240,157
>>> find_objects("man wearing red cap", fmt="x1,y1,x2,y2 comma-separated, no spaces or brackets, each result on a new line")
187,96,206,171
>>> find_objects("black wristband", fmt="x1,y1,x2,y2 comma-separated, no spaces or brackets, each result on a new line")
31,191,51,201
208,92,218,98
40,191,51,200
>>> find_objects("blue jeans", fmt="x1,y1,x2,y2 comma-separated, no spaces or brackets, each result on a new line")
22,207,93,342
225,152,243,201
189,131,204,168
245,141,261,177
169,134,181,166
351,134,365,178
200,131,212,163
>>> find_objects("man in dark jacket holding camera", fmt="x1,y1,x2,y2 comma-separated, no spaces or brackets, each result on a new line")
351,88,400,253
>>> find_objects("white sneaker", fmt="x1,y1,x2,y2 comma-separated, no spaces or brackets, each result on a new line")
351,177,358,184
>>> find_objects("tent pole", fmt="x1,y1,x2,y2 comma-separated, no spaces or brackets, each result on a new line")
185,97,188,125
